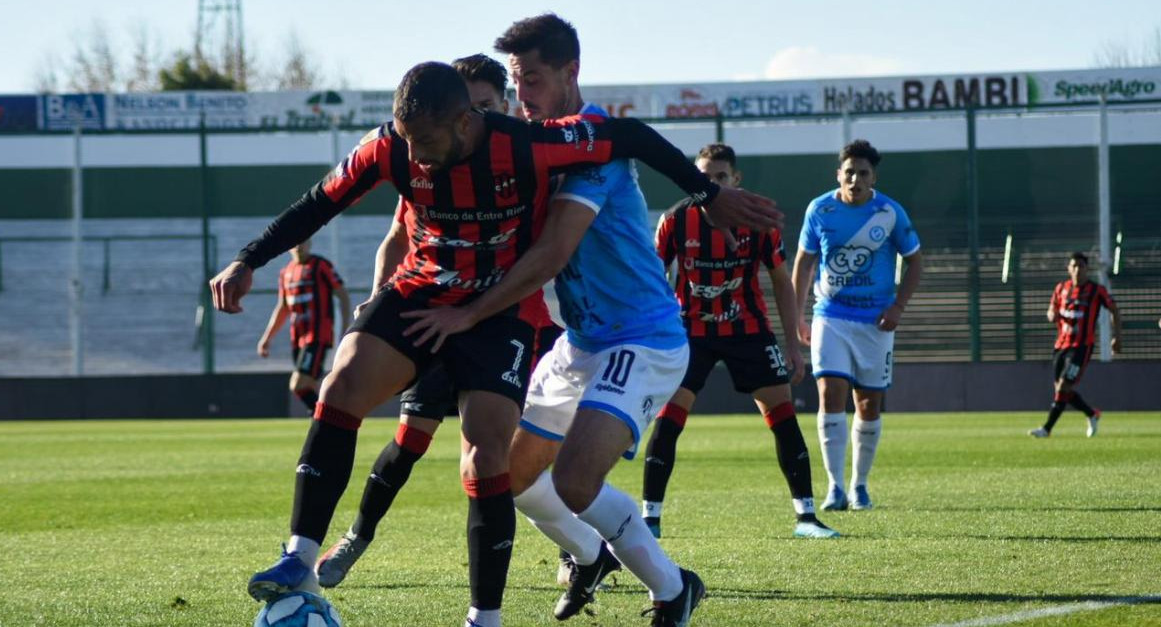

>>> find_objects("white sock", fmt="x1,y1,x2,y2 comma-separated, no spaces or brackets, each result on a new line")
287,536,320,566
817,412,848,490
792,497,815,516
851,416,882,489
577,484,682,602
466,607,500,627
642,500,663,519
513,471,602,565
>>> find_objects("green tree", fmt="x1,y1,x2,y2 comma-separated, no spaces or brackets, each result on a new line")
159,53,239,91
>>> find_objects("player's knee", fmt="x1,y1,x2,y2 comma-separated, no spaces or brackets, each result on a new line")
460,443,509,479
551,465,600,513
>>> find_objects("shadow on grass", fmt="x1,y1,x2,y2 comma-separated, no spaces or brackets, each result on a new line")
904,506,1161,513
705,590,1161,604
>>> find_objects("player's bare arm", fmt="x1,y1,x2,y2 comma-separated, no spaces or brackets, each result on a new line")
1110,302,1123,354
335,283,352,332
257,297,290,357
791,249,818,345
401,198,596,352
768,264,806,385
356,214,409,319
878,251,923,332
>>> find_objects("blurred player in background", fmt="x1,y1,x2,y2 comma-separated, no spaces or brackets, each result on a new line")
1029,252,1121,438
257,238,350,414
315,53,560,589
792,140,922,512
642,143,838,541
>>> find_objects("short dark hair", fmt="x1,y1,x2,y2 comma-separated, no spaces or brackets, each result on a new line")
494,13,580,68
840,139,882,168
1070,251,1090,265
393,62,469,123
452,54,508,98
697,143,736,168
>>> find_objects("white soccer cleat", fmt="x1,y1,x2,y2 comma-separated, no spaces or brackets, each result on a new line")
1086,409,1101,437
1028,427,1050,438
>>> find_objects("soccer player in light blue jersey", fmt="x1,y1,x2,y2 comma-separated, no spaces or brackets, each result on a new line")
791,140,923,512
400,14,781,626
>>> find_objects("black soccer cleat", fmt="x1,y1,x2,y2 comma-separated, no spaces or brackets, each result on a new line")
642,568,705,627
553,543,622,620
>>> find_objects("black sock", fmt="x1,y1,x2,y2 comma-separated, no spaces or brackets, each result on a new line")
295,390,319,414
351,441,425,541
1069,392,1096,417
290,417,358,543
467,480,515,611
643,418,684,505
771,418,814,503
1043,401,1067,433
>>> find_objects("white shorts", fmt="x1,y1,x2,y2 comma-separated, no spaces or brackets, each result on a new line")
519,336,688,460
811,316,894,389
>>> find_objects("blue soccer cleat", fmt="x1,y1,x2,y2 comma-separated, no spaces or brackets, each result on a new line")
793,518,841,538
248,547,317,602
851,485,873,510
821,485,848,511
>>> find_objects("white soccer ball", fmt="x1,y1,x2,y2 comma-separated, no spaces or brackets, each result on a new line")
253,591,342,627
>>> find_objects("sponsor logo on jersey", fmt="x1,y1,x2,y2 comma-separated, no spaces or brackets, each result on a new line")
684,239,700,248
689,277,744,299
433,268,506,291
425,227,517,250
697,301,742,323
410,176,434,189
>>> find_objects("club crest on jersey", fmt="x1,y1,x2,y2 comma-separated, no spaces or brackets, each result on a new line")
494,173,517,198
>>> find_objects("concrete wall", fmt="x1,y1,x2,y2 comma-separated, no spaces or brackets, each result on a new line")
2,360,1157,420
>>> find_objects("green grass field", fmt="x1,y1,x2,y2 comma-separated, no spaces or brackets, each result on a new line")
1,412,1159,626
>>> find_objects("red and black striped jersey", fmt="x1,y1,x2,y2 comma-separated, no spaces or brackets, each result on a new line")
393,198,554,329
277,255,343,348
236,111,720,323
1051,279,1116,349
656,198,785,338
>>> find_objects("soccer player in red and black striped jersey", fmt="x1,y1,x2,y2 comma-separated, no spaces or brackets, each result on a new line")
209,61,779,623
316,54,561,591
1029,252,1121,438
642,143,838,540
257,238,350,414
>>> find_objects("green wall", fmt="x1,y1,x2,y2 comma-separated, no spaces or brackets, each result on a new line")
3,145,1157,250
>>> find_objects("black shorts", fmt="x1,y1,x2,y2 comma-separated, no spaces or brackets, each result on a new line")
292,343,329,379
399,360,456,420
350,288,537,408
681,333,790,394
1053,346,1093,384
398,322,565,420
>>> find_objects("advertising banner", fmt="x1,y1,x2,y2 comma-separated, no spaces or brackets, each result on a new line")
0,95,38,131
40,94,105,130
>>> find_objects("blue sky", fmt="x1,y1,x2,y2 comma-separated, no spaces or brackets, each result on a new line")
2,0,1158,92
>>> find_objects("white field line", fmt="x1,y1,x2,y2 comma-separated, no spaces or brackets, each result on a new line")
929,595,1161,627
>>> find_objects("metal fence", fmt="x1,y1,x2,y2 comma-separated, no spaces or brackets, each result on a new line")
0,98,1158,376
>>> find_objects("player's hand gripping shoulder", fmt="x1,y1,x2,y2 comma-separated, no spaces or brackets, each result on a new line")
209,261,254,314
877,302,905,331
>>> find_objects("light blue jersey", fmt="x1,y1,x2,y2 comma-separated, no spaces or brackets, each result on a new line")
799,189,921,323
550,103,686,352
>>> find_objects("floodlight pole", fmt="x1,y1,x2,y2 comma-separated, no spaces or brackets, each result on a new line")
965,103,981,362
71,121,85,376
199,113,215,375
1097,95,1112,362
